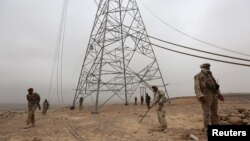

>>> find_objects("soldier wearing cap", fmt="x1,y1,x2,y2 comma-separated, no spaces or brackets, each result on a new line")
79,97,84,111
145,93,151,109
25,88,40,128
194,63,223,132
149,85,168,131
134,96,137,105
42,99,50,115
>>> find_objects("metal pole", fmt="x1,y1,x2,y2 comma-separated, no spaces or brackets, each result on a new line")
119,0,128,105
93,0,110,114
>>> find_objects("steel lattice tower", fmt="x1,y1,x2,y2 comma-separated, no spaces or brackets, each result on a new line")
72,0,169,113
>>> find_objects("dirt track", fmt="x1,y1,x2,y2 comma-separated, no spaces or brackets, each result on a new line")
0,95,250,141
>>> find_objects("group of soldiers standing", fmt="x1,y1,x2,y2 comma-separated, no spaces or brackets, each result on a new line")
134,93,151,109
24,63,224,133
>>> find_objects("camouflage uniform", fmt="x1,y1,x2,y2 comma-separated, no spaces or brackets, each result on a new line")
42,100,50,115
152,88,167,130
26,92,40,126
134,96,137,105
79,97,84,111
141,95,144,105
194,63,219,131
145,93,151,109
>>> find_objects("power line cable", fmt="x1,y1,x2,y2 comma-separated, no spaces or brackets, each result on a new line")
121,24,250,62
60,0,69,106
54,0,68,106
151,42,250,67
47,44,58,100
129,35,250,67
138,0,250,57
148,35,250,62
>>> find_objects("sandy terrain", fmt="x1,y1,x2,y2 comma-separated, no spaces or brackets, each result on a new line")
0,95,250,141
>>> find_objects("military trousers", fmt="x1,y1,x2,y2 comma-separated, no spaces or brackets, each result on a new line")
156,103,167,128
200,92,219,129
42,107,48,115
79,105,83,111
27,105,37,125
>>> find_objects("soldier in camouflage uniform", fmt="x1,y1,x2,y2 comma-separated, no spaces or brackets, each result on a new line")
145,93,151,109
141,95,144,105
42,99,50,115
194,63,222,131
150,85,167,131
79,97,84,111
134,96,137,105
25,88,40,128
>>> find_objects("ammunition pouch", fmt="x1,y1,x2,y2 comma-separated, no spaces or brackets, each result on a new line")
207,83,220,92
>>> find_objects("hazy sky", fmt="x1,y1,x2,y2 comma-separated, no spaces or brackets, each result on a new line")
0,0,250,105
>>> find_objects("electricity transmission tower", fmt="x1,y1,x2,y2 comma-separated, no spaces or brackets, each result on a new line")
72,0,169,113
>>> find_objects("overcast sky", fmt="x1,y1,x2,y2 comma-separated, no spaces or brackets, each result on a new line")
0,0,250,105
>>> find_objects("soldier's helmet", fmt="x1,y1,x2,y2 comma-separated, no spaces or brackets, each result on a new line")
200,63,210,69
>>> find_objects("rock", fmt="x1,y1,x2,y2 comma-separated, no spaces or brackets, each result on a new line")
0,112,4,116
16,111,25,114
238,114,245,118
229,117,242,125
238,108,246,114
220,114,229,121
220,116,225,121
3,115,8,118
220,121,229,125
220,114,227,118
242,119,249,124
244,112,249,118
189,134,199,141
32,137,41,141
230,113,237,117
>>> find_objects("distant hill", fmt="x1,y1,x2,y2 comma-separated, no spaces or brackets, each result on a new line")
223,93,250,96
0,103,26,112
170,93,250,100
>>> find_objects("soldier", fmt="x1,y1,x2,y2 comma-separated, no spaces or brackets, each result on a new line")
79,97,84,111
25,88,40,128
42,99,50,115
145,93,151,109
149,85,167,131
140,95,144,105
194,63,224,132
134,96,137,105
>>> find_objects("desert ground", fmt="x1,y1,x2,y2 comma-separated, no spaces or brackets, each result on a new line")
0,94,250,141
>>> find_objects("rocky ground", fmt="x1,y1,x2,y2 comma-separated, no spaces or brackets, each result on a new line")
0,94,250,141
